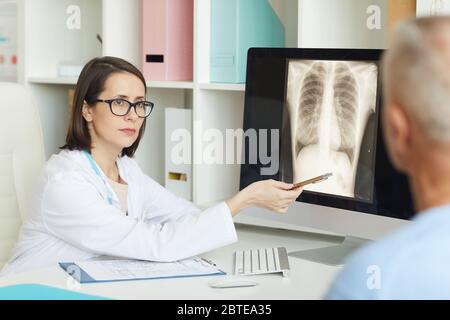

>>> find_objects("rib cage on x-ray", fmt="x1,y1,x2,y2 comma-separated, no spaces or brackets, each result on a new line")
296,62,359,164
333,62,359,164
287,59,378,199
295,62,325,156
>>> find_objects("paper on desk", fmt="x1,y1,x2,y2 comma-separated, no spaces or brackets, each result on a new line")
75,257,223,281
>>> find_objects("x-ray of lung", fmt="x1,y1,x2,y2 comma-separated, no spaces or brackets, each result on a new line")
284,59,378,201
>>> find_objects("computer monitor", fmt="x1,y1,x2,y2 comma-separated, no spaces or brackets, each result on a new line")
236,48,414,266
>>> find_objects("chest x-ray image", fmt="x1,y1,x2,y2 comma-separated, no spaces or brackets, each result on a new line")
283,59,378,201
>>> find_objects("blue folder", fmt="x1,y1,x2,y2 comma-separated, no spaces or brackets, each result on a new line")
0,284,108,300
210,0,285,83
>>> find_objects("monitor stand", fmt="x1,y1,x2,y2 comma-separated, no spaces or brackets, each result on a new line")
288,236,370,266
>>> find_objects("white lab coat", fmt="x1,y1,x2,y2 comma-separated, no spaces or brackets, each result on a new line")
0,149,237,276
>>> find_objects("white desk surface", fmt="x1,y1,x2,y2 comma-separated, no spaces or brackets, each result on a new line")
0,224,343,300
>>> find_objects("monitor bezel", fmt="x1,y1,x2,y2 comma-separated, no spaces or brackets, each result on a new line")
241,47,414,219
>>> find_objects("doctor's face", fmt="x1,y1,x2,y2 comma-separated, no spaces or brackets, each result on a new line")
82,72,147,154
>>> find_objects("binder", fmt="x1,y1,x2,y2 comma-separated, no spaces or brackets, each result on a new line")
142,0,193,81
165,108,192,200
0,284,108,300
210,0,285,83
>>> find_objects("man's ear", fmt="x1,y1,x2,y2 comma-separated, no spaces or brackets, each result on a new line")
82,101,93,122
385,102,412,171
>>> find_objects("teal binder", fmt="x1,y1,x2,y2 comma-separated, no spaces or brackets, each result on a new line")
0,284,108,300
210,0,285,83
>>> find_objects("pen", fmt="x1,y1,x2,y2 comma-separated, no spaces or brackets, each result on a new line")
290,173,333,190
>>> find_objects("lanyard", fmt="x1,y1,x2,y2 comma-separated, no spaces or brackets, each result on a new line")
82,150,116,205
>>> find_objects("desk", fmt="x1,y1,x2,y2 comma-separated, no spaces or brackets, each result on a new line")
0,224,342,300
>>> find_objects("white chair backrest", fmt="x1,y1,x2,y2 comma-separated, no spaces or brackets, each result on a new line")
0,83,45,269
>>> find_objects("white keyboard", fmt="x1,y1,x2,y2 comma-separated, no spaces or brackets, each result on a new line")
234,247,290,277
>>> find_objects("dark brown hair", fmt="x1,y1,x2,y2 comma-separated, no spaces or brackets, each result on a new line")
61,56,147,157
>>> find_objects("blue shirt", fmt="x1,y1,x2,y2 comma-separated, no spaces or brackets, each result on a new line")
326,204,450,299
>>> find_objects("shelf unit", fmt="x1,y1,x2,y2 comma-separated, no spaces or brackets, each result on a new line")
197,83,245,92
27,77,78,85
16,0,407,207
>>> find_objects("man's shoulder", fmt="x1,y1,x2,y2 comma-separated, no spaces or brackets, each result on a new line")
345,207,450,268
328,207,450,299
326,239,389,299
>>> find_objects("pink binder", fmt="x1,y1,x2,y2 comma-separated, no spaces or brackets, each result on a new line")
143,0,193,81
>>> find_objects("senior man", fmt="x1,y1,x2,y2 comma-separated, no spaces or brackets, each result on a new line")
327,16,450,299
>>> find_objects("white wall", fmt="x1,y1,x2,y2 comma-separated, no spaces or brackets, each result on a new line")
25,0,102,77
299,0,387,49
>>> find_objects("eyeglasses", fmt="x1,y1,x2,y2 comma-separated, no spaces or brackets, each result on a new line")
95,98,154,118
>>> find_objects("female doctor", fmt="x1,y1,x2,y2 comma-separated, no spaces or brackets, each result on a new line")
0,57,302,276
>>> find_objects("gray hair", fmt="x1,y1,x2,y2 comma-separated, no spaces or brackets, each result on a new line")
382,16,450,140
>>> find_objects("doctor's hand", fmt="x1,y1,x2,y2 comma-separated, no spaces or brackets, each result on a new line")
225,179,303,216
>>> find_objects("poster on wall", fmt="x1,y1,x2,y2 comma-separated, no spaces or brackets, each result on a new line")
0,0,18,82
417,0,450,16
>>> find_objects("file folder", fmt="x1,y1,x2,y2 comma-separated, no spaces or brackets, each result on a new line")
165,108,192,200
142,0,193,81
0,284,108,300
210,0,285,83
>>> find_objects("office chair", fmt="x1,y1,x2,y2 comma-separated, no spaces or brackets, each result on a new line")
0,83,45,269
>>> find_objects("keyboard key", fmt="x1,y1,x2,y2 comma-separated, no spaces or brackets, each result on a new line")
278,247,290,272
273,247,280,271
259,248,267,272
235,250,244,275
251,249,259,273
244,249,251,274
266,247,276,272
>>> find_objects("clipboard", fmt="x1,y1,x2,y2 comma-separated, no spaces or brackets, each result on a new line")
59,257,226,284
